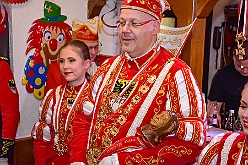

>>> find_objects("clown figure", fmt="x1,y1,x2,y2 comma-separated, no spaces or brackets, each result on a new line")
22,1,72,99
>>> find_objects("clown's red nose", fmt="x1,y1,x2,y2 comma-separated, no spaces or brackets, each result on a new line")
49,39,57,51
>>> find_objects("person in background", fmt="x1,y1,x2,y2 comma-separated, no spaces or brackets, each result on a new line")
0,57,20,165
197,81,248,164
69,0,206,164
207,40,248,125
31,40,91,165
72,17,111,78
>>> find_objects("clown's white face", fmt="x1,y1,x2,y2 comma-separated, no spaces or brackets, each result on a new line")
40,27,67,67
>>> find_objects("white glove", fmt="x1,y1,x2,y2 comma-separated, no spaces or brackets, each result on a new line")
98,154,119,165
0,158,8,165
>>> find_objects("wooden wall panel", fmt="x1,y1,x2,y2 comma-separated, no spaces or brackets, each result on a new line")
9,137,34,165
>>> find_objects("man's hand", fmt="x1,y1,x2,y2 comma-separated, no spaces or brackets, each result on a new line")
207,100,223,127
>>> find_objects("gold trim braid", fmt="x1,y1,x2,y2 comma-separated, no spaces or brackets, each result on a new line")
0,57,8,61
0,140,14,157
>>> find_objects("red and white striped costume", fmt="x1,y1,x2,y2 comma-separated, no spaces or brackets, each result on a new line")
197,132,248,165
70,46,206,165
32,81,88,165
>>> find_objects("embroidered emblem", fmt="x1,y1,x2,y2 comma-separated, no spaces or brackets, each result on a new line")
8,79,17,94
67,98,74,108
112,79,137,95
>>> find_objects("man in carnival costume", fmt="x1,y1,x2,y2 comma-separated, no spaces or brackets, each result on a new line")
0,2,20,165
0,57,20,165
70,0,206,164
72,17,111,78
0,58,20,165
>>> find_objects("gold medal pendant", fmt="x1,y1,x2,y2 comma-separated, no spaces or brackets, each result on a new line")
87,147,101,165
53,139,68,156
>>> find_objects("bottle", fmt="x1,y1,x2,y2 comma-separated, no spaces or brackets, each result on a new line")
234,116,243,132
221,110,229,129
225,109,235,131
211,101,219,128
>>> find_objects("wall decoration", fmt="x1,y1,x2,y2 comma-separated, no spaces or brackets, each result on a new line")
158,18,197,57
22,1,72,99
2,0,28,4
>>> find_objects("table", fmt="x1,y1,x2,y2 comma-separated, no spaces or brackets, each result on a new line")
206,126,228,143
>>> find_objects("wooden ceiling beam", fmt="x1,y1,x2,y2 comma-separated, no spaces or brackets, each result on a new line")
87,0,106,19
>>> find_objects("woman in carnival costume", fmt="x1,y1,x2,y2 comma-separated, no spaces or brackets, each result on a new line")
31,40,91,165
197,79,248,165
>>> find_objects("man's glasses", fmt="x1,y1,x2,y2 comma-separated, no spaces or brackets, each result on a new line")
88,42,102,51
116,19,156,28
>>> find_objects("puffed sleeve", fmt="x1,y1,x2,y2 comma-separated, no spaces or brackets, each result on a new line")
31,88,54,165
197,133,225,165
117,66,206,165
